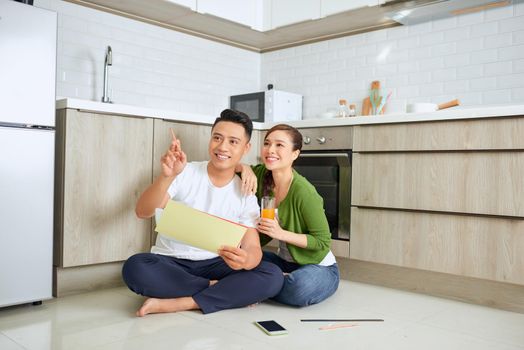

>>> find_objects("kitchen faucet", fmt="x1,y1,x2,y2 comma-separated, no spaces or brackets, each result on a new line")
101,45,112,103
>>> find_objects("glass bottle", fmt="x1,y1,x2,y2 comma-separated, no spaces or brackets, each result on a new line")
337,99,350,118
348,104,356,117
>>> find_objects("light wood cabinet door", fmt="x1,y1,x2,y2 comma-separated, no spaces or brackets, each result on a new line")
55,110,153,267
350,207,524,285
353,117,524,152
352,151,524,217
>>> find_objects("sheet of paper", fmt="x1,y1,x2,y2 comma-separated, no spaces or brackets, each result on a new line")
155,200,248,253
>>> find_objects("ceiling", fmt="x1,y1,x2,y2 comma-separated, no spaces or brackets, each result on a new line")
64,0,402,52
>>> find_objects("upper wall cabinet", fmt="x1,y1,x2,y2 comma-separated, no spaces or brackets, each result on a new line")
167,0,381,31
198,0,258,29
320,0,380,18
271,0,320,29
166,0,196,11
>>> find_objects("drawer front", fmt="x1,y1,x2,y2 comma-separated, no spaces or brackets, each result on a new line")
353,117,524,152
352,152,524,217
350,207,524,285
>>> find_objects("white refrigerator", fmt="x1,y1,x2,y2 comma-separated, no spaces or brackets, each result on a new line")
0,0,57,307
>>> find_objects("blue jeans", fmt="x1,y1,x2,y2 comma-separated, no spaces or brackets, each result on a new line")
262,251,339,307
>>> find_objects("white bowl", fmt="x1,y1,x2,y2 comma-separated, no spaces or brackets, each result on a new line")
406,103,438,113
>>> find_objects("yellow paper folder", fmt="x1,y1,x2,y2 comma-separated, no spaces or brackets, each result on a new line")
155,200,248,253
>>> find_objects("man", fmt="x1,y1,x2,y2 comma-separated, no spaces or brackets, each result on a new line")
122,109,284,316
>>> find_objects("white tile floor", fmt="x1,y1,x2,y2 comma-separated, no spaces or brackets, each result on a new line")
0,280,523,350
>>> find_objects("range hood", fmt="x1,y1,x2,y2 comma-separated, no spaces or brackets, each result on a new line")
384,0,520,25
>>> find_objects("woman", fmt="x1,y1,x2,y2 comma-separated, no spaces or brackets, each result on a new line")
248,124,339,307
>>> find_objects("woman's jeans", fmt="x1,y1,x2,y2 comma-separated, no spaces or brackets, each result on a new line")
262,251,339,307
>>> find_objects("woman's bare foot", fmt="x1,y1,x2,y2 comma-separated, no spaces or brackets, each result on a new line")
136,297,199,317
209,279,218,287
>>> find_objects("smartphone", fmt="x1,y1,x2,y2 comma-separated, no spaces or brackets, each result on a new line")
254,320,288,336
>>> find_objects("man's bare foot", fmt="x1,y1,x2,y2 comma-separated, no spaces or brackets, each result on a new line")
209,279,218,287
136,297,199,317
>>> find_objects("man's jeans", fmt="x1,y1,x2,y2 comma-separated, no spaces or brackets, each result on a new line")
262,251,339,307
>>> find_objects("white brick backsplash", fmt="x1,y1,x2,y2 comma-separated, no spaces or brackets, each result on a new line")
337,47,356,59
469,77,497,91
420,31,444,46
458,92,482,105
385,75,409,87
457,12,484,26
456,37,483,53
499,16,524,33
432,17,457,31
457,64,483,79
419,83,444,96
396,86,420,99
432,68,456,82
482,89,512,104
514,58,524,72
444,53,470,68
398,61,419,73
408,22,432,35
444,80,469,94
387,26,409,40
431,43,456,57
409,46,431,60
470,21,498,38
444,27,470,42
356,44,377,56
470,49,499,64
517,2,524,16
484,61,512,76
485,33,513,49
512,88,524,101
419,57,444,71
398,37,420,49
408,71,431,85
34,0,524,118
498,44,524,60
497,73,524,88
514,30,524,44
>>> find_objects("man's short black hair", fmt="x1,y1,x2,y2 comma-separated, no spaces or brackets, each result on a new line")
212,109,253,141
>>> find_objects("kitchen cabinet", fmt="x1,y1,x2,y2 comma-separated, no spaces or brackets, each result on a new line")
54,109,153,268
350,116,524,311
320,0,379,18
198,0,257,29
271,0,320,28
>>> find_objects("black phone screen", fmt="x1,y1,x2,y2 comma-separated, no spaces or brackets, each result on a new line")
257,320,286,332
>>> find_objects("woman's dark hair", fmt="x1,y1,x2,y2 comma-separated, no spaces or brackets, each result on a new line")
212,109,253,141
262,124,303,196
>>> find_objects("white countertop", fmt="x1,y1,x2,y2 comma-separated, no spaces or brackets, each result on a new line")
56,98,524,129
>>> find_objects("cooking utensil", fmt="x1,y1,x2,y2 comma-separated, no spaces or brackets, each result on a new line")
406,99,460,113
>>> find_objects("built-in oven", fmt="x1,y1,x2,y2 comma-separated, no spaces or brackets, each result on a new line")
292,126,352,256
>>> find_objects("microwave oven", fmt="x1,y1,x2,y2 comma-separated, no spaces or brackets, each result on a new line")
230,90,302,123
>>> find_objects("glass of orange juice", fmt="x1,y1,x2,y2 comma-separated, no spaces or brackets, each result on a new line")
261,196,275,219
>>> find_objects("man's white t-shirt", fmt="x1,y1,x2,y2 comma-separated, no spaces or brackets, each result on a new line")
151,161,260,260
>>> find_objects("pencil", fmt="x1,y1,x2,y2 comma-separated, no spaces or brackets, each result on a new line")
319,323,358,331
301,319,384,322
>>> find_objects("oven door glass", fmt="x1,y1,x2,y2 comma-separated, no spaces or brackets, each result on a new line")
293,151,351,241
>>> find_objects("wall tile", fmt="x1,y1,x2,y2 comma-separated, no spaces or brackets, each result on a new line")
34,0,524,118
484,33,513,49
484,61,512,76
